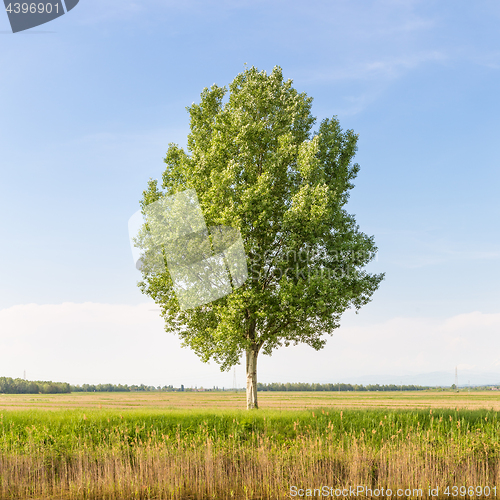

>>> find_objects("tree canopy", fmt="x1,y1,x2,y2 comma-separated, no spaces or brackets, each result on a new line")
137,66,384,408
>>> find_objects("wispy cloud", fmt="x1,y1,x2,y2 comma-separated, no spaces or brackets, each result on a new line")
0,302,234,387
260,310,500,382
381,230,500,269
300,51,448,85
396,247,500,269
1,303,499,386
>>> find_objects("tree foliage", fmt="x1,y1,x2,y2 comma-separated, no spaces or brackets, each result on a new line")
137,66,384,407
0,377,70,394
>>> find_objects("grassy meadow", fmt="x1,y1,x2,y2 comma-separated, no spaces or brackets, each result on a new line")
1,391,500,499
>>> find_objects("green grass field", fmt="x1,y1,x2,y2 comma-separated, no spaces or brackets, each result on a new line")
1,392,500,499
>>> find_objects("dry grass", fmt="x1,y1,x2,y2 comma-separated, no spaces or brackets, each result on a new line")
1,437,498,499
1,390,500,411
0,406,500,499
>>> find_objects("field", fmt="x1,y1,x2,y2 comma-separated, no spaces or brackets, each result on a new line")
2,389,500,411
1,391,500,499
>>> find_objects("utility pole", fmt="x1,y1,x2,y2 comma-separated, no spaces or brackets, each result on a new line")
233,367,237,392
455,366,459,391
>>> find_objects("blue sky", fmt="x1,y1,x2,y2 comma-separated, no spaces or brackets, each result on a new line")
1,0,499,388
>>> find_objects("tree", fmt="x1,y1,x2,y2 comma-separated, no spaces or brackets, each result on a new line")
136,66,384,409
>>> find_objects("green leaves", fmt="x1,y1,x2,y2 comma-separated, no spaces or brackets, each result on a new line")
137,65,384,372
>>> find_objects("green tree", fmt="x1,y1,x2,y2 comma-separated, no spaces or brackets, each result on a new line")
136,66,384,409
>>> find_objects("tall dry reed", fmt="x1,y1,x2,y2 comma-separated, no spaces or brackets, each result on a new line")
0,408,499,499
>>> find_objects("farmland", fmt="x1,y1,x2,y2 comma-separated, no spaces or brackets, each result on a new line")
1,391,500,499
1,389,500,412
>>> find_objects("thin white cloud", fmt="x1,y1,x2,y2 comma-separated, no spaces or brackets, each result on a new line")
300,51,447,85
394,248,500,269
0,302,234,388
381,231,500,269
442,311,500,331
260,310,500,383
0,303,499,386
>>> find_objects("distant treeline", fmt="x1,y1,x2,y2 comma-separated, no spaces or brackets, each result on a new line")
0,377,70,394
70,384,166,392
257,382,429,392
1,377,432,394
0,378,170,394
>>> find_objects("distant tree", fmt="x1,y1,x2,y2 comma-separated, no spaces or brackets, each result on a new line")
136,66,384,409
0,377,70,394
255,382,429,392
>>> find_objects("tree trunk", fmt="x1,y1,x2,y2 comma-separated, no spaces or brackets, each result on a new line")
246,346,259,409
